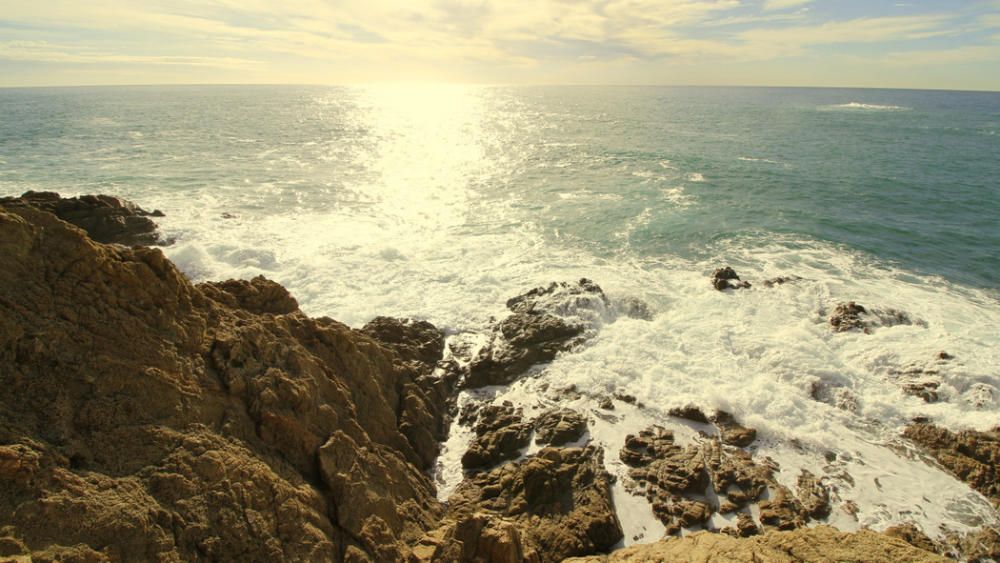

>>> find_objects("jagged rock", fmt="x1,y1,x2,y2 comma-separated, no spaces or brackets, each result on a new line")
461,404,533,469
0,201,456,561
361,316,445,370
435,446,623,562
533,408,587,446
505,278,610,317
465,312,584,388
712,411,757,447
759,485,807,531
199,275,299,315
1,191,166,246
668,405,710,424
712,267,751,291
762,275,802,288
901,381,940,403
563,526,950,562
829,301,924,334
796,470,831,519
884,523,940,554
412,512,541,563
903,423,1000,506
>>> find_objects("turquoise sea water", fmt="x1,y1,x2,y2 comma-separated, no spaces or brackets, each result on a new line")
2,85,1000,541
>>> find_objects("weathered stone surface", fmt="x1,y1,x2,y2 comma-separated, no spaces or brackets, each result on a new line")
461,404,533,469
564,526,950,562
0,201,455,561
668,405,710,424
903,423,1000,506
434,446,623,562
712,266,752,291
796,470,831,520
830,301,869,332
533,408,588,446
1,191,166,246
505,278,610,317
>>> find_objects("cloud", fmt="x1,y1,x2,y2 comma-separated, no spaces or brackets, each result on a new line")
762,0,813,11
0,40,259,67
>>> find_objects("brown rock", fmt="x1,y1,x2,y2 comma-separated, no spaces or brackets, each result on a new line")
1,191,166,246
461,404,533,469
668,404,710,424
903,423,1000,506
712,266,752,291
712,411,757,447
884,523,940,554
796,470,831,519
533,408,588,446
436,446,623,562
465,312,584,388
0,201,456,561
563,526,950,562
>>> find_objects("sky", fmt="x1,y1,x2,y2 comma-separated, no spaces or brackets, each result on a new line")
1,0,999,90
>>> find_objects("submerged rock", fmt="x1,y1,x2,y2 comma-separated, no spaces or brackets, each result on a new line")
1,190,167,246
829,301,924,333
505,278,610,318
762,275,802,288
712,266,752,291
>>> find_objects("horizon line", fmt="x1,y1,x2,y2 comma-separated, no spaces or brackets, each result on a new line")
1,82,999,94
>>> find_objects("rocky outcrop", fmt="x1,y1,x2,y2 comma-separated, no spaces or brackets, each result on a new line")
903,423,1000,507
711,266,751,290
619,423,827,536
461,404,533,470
0,200,454,561
0,190,167,246
534,408,588,446
428,446,623,562
829,301,924,333
564,526,949,562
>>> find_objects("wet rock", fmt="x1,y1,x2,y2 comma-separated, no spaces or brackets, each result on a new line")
533,408,587,446
901,381,940,403
199,275,299,315
829,301,924,334
712,267,751,291
796,470,831,519
461,404,533,469
434,446,623,562
598,397,615,410
903,423,1000,506
762,275,802,288
505,278,610,317
758,486,807,531
936,351,954,361
668,405,710,424
615,296,654,321
711,411,757,447
1,190,166,246
465,312,584,388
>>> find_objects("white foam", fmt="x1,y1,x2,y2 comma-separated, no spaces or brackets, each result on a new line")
825,102,911,112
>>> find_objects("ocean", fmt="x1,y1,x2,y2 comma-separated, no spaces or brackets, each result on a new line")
2,84,999,543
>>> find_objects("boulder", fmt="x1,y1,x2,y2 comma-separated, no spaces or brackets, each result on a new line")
830,301,924,334
711,267,751,291
533,408,588,446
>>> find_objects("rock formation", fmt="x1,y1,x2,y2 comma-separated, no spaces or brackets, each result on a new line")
903,423,1000,507
829,301,924,333
0,190,167,246
711,266,751,290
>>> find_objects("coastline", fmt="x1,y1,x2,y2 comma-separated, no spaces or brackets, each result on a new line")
0,192,997,561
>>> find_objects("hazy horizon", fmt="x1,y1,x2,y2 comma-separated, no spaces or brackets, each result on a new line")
2,0,1000,91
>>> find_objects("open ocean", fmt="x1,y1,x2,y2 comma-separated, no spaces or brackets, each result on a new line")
2,84,999,543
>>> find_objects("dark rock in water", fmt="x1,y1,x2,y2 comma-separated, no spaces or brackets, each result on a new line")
533,408,587,446
668,405,710,424
758,487,807,531
711,411,757,447
199,275,299,315
461,404,533,469
711,267,752,291
505,278,609,316
598,397,615,410
796,470,831,519
1,191,167,246
936,351,954,361
361,316,445,369
616,296,654,321
829,301,924,334
903,423,1000,507
438,446,623,562
830,301,869,332
465,312,584,388
901,381,940,403
762,275,802,288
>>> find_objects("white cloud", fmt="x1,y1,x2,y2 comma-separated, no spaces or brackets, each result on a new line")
762,0,813,11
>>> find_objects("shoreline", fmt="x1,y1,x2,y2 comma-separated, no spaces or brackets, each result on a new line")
0,192,997,561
